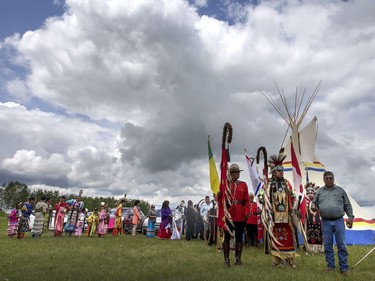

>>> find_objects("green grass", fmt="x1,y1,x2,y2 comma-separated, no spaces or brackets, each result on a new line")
0,216,374,281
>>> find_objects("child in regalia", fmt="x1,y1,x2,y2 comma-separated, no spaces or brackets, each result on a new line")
86,208,99,237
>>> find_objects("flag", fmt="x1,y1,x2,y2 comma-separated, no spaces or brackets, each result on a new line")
291,142,306,223
208,137,220,194
217,123,234,235
217,139,229,230
245,151,264,196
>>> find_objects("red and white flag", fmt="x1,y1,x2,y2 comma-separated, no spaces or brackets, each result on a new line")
291,142,306,223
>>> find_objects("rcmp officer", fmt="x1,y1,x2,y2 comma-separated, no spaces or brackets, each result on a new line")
222,163,250,267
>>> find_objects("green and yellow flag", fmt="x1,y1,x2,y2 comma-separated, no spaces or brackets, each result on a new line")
208,136,220,195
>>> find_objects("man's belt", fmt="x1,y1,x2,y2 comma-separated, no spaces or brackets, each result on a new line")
323,216,343,221
233,200,245,205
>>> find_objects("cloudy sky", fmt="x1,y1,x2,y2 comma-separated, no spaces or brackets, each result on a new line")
0,0,374,210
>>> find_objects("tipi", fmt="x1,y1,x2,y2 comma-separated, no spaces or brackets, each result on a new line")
262,84,375,245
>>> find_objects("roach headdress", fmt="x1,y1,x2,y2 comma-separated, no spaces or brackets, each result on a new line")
305,182,319,194
268,151,287,173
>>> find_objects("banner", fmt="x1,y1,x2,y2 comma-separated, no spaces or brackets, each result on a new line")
291,142,306,223
208,137,220,195
245,151,263,196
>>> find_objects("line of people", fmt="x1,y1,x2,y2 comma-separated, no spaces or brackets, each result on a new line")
6,194,146,239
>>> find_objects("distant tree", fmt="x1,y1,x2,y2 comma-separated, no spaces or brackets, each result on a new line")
30,189,60,203
0,181,150,213
1,181,30,208
0,187,4,209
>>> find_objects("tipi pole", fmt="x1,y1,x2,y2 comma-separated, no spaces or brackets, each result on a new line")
353,246,375,268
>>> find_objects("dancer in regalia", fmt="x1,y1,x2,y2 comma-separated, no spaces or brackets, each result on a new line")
75,208,87,237
54,196,68,237
132,200,142,237
112,196,126,237
146,204,157,238
7,202,22,238
86,208,99,237
259,152,298,268
32,196,49,238
65,191,84,236
157,200,172,239
304,183,324,253
97,202,108,237
17,197,35,239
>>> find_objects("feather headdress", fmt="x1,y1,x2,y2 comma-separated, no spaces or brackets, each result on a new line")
305,182,319,194
268,150,287,173
115,193,127,206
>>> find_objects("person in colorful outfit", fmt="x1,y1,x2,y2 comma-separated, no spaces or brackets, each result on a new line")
157,200,172,239
7,202,22,238
32,196,49,238
86,208,99,237
17,197,35,239
132,200,142,236
65,194,84,237
75,208,87,237
311,171,354,276
221,164,250,267
259,152,298,268
112,198,126,237
54,196,68,237
246,193,261,247
97,202,108,237
146,204,157,238
304,183,324,253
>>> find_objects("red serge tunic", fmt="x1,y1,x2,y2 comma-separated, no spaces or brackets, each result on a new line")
246,202,259,225
229,180,250,222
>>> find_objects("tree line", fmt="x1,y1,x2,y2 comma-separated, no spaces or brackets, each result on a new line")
0,181,150,213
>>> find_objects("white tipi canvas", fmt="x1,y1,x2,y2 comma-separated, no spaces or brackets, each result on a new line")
282,117,375,245
262,85,374,245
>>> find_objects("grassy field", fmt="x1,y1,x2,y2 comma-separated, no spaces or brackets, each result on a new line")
0,215,373,281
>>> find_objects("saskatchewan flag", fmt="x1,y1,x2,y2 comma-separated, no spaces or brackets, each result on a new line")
208,136,220,194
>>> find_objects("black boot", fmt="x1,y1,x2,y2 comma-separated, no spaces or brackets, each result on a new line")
235,242,243,265
223,241,230,268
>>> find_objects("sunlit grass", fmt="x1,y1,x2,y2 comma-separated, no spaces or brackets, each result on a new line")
0,216,373,281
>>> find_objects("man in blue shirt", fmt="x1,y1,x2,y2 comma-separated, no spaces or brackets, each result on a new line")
312,171,354,276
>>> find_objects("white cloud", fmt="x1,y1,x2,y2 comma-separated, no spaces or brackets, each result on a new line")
1,150,69,178
0,0,374,210
6,78,30,102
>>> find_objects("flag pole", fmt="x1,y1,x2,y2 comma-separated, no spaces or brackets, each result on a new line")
353,246,375,268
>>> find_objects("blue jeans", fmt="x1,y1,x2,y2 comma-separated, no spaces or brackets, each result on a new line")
322,217,348,272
